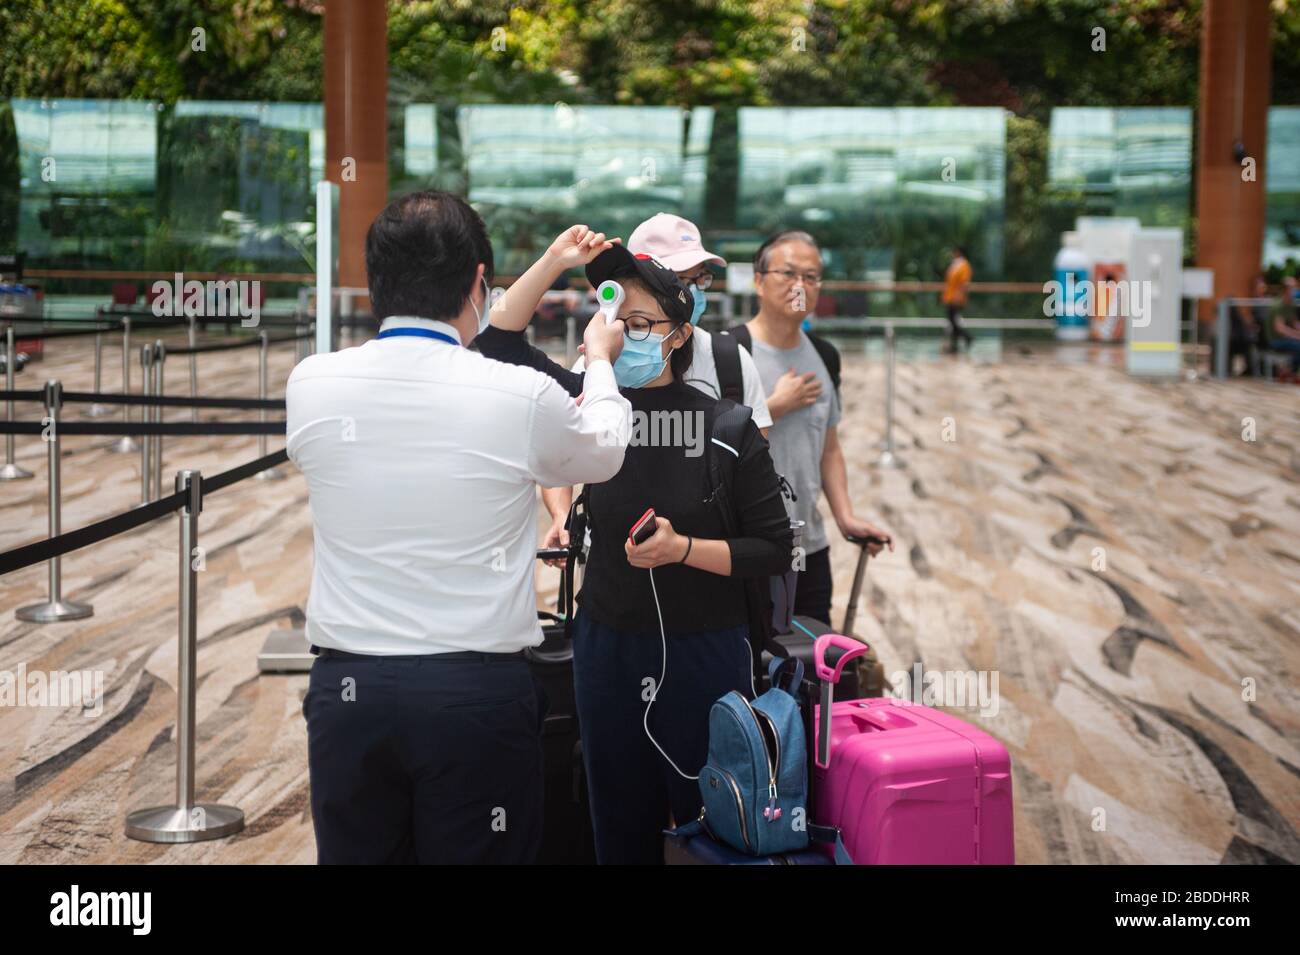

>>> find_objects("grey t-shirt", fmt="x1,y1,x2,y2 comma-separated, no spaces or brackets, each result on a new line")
746,332,841,554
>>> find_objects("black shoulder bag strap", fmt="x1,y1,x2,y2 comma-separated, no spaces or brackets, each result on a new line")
707,399,781,684
713,329,744,404
730,323,753,355
805,330,842,397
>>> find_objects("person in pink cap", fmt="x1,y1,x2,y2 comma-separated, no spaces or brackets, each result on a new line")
543,213,773,551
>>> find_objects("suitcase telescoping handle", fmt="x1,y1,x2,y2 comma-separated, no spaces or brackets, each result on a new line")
841,534,886,634
813,634,870,770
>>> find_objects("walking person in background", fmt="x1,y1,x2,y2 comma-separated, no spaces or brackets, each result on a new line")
942,245,974,353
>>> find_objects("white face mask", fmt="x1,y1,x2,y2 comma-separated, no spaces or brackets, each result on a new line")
476,275,492,337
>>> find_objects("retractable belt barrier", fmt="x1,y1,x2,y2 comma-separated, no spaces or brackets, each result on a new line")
0,389,283,410
0,346,300,844
0,448,288,576
0,421,285,435
10,325,120,341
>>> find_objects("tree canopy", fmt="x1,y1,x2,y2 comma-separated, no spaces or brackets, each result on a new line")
0,1,1294,113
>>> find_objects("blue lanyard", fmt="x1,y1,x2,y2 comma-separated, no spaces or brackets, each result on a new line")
377,327,458,346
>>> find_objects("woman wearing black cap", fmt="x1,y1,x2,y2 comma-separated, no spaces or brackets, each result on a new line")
479,226,793,864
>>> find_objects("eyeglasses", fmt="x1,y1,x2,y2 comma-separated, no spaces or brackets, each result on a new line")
621,315,681,341
758,268,823,287
679,270,714,291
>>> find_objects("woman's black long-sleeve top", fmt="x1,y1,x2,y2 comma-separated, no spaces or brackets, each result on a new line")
477,325,793,634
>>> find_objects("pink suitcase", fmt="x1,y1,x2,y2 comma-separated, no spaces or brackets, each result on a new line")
810,635,1015,865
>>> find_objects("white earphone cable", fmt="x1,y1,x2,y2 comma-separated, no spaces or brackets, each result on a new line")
641,537,763,779
643,566,699,781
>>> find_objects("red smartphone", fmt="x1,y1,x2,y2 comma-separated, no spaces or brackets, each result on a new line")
629,508,658,546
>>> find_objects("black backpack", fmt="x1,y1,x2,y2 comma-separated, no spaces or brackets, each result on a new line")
703,398,785,680
714,324,841,406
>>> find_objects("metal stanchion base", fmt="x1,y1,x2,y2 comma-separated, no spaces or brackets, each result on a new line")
16,599,93,622
254,467,285,481
257,627,314,673
0,462,33,480
871,450,906,470
108,436,139,453
125,804,245,843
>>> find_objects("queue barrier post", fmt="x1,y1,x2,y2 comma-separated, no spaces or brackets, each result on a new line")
153,341,165,500
15,381,93,623
188,317,199,423
872,323,905,470
88,308,108,417
109,317,138,453
255,331,283,481
125,469,246,843
1,323,34,480
139,344,153,504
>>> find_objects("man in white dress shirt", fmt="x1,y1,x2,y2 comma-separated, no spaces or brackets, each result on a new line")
287,191,629,863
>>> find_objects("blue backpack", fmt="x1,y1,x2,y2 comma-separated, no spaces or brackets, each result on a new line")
670,656,854,863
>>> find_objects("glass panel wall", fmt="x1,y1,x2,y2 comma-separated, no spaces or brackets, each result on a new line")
7,98,322,283
1048,106,1193,231
452,104,691,276
12,99,158,267
5,99,1295,299
1265,107,1300,272
734,107,1005,285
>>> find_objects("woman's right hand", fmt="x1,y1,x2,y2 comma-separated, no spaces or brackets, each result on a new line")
546,225,618,271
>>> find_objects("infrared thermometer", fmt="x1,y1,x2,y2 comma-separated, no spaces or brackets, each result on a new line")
596,280,625,325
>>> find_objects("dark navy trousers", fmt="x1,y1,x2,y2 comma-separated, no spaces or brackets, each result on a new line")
303,651,543,864
571,609,751,865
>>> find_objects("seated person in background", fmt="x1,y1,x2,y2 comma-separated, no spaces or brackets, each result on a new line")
1228,274,1268,376
1269,275,1300,378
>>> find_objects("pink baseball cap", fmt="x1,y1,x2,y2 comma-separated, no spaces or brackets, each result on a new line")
627,213,727,273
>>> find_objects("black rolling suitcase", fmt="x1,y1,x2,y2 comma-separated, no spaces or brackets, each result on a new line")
527,549,596,865
760,535,888,698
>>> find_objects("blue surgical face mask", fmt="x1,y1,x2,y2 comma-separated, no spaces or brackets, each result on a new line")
613,330,672,388
689,284,706,325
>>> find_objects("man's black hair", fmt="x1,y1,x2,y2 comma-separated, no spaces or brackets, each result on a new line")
365,190,495,322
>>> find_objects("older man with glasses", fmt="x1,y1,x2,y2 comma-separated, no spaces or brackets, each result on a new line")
736,229,893,627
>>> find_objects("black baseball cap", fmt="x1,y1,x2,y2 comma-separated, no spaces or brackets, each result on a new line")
586,245,693,326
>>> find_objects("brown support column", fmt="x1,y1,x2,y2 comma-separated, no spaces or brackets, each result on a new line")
1195,0,1272,322
324,0,388,292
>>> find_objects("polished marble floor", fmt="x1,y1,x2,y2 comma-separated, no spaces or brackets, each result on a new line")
1,331,1297,864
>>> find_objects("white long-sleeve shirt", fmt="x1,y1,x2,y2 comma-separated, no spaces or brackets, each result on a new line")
286,316,630,655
